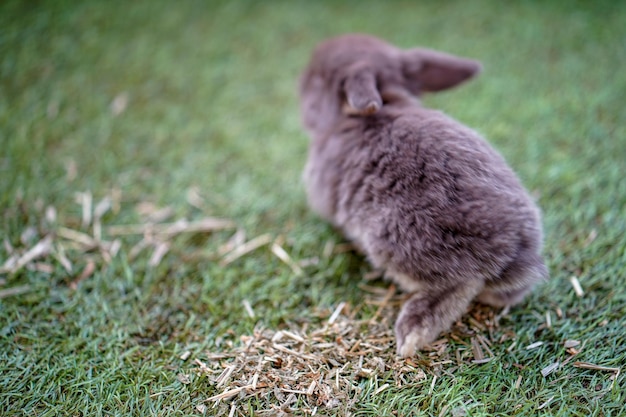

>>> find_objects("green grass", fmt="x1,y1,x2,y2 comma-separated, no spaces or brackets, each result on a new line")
2,0,625,415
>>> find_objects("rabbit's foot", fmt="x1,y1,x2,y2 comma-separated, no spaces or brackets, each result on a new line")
395,323,438,357
394,281,483,357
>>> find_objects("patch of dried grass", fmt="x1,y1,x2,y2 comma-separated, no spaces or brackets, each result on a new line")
1,191,236,289
189,291,520,415
193,302,417,414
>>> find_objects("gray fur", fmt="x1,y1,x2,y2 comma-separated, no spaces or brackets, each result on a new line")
299,34,548,357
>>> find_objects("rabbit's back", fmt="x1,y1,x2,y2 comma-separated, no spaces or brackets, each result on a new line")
304,108,543,288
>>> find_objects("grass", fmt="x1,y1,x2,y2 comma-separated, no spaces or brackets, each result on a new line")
1,0,625,415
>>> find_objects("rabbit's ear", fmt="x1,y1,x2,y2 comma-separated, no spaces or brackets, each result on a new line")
343,68,382,115
403,48,482,93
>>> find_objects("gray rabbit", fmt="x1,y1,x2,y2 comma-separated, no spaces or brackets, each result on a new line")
299,34,548,357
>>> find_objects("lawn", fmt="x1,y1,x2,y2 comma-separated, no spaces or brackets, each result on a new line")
1,0,625,416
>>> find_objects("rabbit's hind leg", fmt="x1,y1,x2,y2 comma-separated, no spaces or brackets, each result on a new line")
395,279,483,357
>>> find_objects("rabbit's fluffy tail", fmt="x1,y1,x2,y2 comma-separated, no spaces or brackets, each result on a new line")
477,250,548,307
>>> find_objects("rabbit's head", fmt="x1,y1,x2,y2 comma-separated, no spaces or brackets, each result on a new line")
299,34,482,138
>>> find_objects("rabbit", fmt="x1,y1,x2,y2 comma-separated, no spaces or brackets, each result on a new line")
299,34,548,357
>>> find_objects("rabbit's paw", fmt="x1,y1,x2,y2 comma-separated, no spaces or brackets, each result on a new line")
395,323,437,357
394,283,483,357
394,297,440,357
